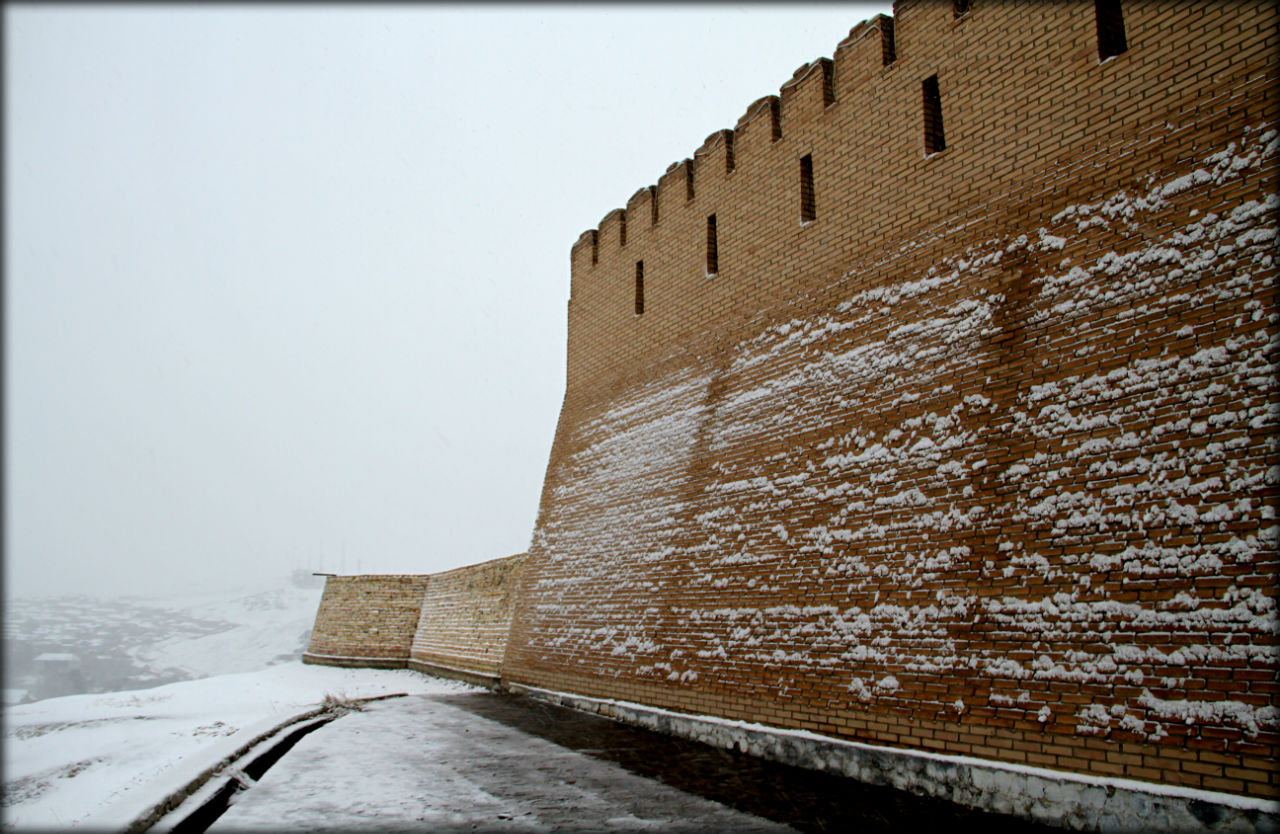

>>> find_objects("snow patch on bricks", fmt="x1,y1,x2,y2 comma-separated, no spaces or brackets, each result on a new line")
524,124,1279,750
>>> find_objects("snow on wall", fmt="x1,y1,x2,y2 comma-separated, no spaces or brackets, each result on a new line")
527,370,712,677
511,123,1279,786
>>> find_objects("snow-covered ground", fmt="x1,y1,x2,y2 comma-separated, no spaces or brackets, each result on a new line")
2,578,376,829
205,693,795,833
127,585,325,680
2,663,476,831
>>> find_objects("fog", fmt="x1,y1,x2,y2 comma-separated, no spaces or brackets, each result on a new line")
5,4,892,600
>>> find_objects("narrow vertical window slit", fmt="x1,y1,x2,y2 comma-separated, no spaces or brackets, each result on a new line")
923,75,946,155
800,155,816,223
881,18,896,66
1095,0,1127,60
635,261,644,315
706,215,719,276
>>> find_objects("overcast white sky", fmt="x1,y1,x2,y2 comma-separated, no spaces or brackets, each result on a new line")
5,3,893,600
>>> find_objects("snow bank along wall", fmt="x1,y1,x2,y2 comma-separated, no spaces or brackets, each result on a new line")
501,0,1280,807
304,555,524,683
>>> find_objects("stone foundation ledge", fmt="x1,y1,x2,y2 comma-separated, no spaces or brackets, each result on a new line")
406,657,501,690
300,652,502,691
508,683,1279,834
300,651,407,670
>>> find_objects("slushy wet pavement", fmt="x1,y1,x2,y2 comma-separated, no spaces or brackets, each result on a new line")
202,692,1061,833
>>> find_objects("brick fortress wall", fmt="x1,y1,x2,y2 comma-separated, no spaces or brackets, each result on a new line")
304,557,525,683
409,554,526,685
303,574,431,668
502,0,1279,801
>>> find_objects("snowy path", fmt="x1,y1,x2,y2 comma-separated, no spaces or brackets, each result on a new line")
207,693,797,833
203,693,1056,833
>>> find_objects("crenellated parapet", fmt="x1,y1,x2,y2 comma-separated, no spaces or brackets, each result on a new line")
563,0,1265,404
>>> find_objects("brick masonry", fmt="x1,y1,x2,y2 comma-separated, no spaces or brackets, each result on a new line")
409,554,526,681
305,0,1279,813
501,0,1280,803
304,557,525,683
303,574,431,666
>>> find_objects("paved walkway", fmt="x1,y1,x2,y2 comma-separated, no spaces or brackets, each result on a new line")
199,692,1060,833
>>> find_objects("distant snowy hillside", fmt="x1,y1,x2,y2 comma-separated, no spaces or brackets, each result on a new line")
128,585,324,680
5,579,327,703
